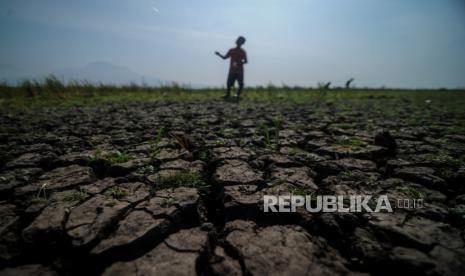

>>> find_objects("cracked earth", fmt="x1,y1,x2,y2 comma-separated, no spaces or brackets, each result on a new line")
1,98,464,275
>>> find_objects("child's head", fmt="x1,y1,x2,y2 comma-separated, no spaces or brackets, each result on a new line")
236,36,246,47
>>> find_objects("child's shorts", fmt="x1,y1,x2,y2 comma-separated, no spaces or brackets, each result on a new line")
227,71,244,87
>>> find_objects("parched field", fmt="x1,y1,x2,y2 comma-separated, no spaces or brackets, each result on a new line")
1,89,465,275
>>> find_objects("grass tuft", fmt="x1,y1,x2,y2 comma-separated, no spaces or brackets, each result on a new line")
104,186,129,199
333,136,366,151
402,186,425,200
63,187,89,202
150,171,209,194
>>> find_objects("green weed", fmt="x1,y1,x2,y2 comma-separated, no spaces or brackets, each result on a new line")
260,118,281,150
198,151,209,162
289,186,309,196
272,116,282,146
443,126,465,135
104,186,129,199
289,147,308,154
333,136,366,151
151,171,209,193
161,197,178,207
63,187,89,202
402,187,425,200
149,127,165,159
427,151,463,166
89,150,131,164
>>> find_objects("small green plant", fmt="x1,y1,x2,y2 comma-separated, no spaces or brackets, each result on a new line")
402,187,425,200
106,151,131,163
289,147,308,155
151,171,209,193
238,185,256,194
89,149,103,162
437,167,456,179
161,196,178,207
30,197,48,205
340,170,355,178
333,136,366,151
261,124,279,151
272,116,282,146
238,138,248,147
260,117,282,150
105,198,118,207
261,123,271,147
214,139,226,146
198,151,209,162
89,149,131,164
332,123,354,130
149,127,165,159
443,126,465,135
63,187,89,202
427,151,463,166
222,128,236,135
104,186,129,199
289,186,308,196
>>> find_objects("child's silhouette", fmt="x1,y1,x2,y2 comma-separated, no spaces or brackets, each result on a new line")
215,36,248,99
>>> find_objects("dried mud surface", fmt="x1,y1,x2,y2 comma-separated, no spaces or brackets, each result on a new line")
1,98,465,275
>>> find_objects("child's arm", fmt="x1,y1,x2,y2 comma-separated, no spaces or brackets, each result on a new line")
242,52,248,64
215,51,230,60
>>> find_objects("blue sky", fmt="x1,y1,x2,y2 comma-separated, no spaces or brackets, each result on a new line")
1,0,464,88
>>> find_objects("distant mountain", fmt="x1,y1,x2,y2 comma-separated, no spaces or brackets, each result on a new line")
53,61,162,85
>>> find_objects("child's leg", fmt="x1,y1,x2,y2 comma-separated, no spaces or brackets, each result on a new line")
226,73,234,97
237,72,244,97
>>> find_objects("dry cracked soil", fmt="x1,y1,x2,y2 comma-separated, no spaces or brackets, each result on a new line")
0,98,465,275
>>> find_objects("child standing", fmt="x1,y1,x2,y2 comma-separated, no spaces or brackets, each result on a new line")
215,36,248,98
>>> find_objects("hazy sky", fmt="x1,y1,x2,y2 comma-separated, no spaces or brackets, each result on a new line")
1,0,464,88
